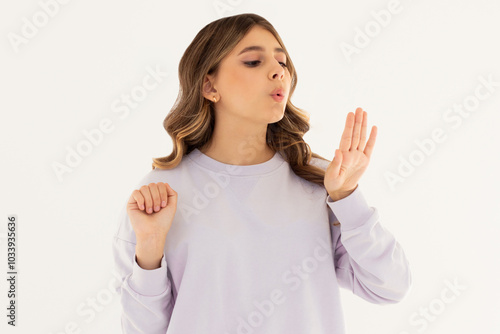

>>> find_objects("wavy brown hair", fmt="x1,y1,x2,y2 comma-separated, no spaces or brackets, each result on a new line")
152,13,331,188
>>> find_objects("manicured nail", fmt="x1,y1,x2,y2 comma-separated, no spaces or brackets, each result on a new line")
161,201,166,207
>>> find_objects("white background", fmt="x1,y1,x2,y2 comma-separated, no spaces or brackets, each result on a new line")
1,0,499,333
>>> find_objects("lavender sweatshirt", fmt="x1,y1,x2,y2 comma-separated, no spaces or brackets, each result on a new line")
111,148,412,333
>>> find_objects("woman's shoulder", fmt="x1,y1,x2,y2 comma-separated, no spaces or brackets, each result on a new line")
134,160,189,188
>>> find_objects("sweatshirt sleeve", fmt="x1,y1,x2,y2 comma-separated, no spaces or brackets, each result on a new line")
111,204,175,333
326,185,412,304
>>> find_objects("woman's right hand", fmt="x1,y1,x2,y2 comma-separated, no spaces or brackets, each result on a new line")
126,182,178,244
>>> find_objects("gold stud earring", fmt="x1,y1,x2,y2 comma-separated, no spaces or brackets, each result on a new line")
213,97,217,102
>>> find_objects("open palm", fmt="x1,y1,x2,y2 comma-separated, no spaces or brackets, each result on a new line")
324,107,377,200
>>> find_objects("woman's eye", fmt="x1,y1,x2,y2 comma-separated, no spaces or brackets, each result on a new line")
245,61,288,68
244,61,260,67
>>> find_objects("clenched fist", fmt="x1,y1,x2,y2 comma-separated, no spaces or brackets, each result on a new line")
127,182,178,247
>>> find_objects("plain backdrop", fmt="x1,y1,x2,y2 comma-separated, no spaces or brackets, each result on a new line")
1,0,499,333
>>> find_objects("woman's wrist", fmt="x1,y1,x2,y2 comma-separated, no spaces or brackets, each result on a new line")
328,185,357,202
135,237,165,270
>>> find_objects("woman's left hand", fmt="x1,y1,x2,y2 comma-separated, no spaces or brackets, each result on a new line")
324,107,377,201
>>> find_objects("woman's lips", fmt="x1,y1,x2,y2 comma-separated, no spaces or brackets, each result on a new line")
271,94,285,102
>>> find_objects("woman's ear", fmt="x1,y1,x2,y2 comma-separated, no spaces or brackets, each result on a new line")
202,74,217,101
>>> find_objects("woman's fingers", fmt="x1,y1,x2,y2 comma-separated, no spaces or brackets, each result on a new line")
158,182,168,208
135,183,173,214
340,108,367,152
139,185,153,213
127,182,176,215
364,126,378,158
339,112,354,151
148,183,162,212
350,108,363,151
357,110,367,151
164,183,178,209
130,189,145,210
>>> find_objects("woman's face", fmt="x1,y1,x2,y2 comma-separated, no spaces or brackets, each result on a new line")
204,26,292,125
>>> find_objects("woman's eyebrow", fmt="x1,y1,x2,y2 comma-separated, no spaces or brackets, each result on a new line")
238,46,286,56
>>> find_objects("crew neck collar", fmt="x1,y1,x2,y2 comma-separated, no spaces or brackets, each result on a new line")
187,148,285,176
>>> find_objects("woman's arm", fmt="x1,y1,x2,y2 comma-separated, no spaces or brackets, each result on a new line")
327,186,412,304
112,205,175,333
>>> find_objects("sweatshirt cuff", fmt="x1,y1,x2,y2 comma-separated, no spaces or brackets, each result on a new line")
128,253,169,296
326,185,374,231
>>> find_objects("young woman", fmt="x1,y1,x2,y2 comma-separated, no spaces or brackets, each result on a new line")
112,13,411,334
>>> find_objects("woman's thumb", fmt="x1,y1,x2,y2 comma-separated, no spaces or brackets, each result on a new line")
164,183,178,208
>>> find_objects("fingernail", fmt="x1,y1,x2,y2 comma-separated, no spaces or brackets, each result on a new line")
154,205,160,211
162,201,166,207
147,207,152,213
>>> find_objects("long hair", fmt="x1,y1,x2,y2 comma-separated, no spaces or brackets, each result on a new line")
152,13,330,187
